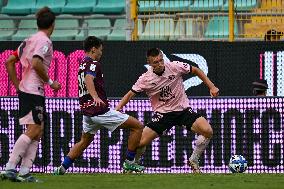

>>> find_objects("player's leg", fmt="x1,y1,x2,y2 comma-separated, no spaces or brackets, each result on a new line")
119,116,145,172
54,115,95,175
15,123,43,182
54,132,94,175
134,127,159,164
133,112,174,167
189,116,213,173
1,92,44,182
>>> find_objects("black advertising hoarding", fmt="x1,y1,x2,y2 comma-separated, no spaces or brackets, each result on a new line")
0,97,284,173
0,41,283,97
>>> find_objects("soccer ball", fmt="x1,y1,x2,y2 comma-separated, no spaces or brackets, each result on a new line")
228,155,248,173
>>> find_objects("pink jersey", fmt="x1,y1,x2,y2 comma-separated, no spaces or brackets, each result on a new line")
18,31,53,96
132,61,192,113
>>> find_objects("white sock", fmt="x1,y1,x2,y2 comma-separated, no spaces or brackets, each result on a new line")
5,134,32,170
190,135,210,162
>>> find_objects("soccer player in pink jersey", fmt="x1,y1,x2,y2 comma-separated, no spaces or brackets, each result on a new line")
115,48,219,173
1,7,61,182
53,36,145,175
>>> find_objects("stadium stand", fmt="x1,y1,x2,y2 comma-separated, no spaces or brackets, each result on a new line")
32,0,66,14
107,19,127,40
93,0,125,14
139,17,175,40
223,0,259,11
169,18,194,40
157,0,192,12
244,16,284,38
11,15,37,41
75,18,111,40
189,0,224,11
205,16,238,38
51,14,79,41
0,14,15,40
62,0,96,14
2,0,35,15
138,0,160,12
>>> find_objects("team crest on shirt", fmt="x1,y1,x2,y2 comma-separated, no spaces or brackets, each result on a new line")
168,75,175,80
35,106,44,122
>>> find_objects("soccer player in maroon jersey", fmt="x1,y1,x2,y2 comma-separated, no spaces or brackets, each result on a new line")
115,48,219,173
1,7,60,182
53,36,145,175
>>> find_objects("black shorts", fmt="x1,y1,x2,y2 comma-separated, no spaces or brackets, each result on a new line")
19,91,45,125
146,108,202,135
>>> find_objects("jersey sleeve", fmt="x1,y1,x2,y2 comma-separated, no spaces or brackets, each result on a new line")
131,74,147,93
33,39,51,59
172,61,191,75
85,62,99,77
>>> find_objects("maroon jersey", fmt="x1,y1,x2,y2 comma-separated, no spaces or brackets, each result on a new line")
78,56,109,116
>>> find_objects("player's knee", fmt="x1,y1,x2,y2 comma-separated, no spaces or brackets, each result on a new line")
132,122,144,132
204,126,213,139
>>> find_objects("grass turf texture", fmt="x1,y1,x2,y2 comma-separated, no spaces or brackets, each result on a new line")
1,173,284,189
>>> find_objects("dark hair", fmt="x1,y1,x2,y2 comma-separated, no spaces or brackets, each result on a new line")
147,48,160,57
83,36,103,52
36,7,55,29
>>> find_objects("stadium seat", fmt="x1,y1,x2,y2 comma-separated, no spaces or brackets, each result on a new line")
169,18,194,40
189,0,224,11
259,0,284,10
12,15,37,41
204,16,238,38
62,0,96,14
32,0,66,14
76,18,111,40
157,0,192,12
107,19,143,40
0,14,15,40
2,0,35,15
93,0,125,14
223,0,258,11
107,19,126,40
139,17,175,40
138,0,160,12
51,15,79,41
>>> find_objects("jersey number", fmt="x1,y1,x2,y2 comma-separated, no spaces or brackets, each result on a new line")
78,72,88,97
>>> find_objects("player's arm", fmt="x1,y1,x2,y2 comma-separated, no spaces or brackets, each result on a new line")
85,74,105,106
115,90,136,111
191,66,219,97
5,54,20,91
31,55,61,91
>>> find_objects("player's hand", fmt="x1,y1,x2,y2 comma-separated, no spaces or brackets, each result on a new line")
93,97,106,107
50,81,61,91
210,86,219,97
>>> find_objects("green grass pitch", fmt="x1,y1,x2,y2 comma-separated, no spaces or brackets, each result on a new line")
1,173,284,189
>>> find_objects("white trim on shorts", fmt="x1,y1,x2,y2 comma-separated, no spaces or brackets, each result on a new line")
82,109,129,135
19,111,36,125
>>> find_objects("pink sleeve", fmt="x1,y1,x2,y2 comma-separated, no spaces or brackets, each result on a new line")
33,39,51,59
173,61,191,75
132,75,146,93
